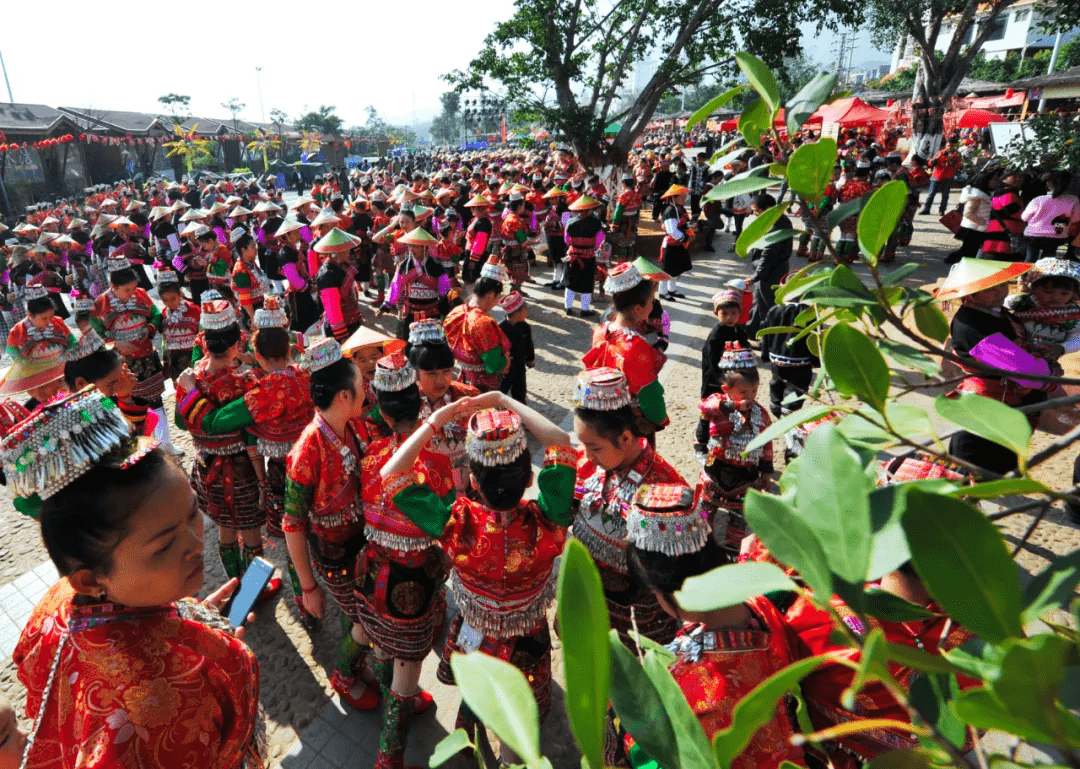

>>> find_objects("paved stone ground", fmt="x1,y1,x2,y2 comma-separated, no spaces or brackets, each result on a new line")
1,206,1078,769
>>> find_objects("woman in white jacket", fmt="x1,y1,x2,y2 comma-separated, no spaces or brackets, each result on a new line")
945,167,1000,265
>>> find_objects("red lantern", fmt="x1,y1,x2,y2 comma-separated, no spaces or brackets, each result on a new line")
22,142,27,149
887,99,894,107
345,140,351,149
1005,88,1015,99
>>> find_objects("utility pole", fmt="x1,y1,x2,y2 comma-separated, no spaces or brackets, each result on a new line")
0,48,14,102
255,67,265,123
1038,30,1064,113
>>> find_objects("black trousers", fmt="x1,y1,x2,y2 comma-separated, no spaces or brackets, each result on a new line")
500,366,527,404
768,364,814,417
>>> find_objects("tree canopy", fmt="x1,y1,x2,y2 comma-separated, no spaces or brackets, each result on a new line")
295,105,344,135
444,0,859,168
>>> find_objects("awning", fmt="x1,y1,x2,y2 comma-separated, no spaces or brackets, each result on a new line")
969,91,1026,109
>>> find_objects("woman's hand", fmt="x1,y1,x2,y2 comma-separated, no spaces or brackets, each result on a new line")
467,390,506,412
430,396,485,429
301,584,327,618
177,368,197,392
205,577,256,638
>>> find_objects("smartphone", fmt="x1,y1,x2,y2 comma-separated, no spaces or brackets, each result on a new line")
222,556,274,628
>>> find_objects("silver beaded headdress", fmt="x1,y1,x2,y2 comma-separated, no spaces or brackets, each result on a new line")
465,408,528,466
24,284,49,302
408,318,447,346
603,262,643,294
625,483,710,556
373,351,417,393
303,337,344,373
1,388,158,510
200,299,237,331
66,328,107,363
107,256,131,273
572,367,632,411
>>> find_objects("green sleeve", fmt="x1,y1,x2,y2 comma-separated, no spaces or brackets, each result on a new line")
392,484,454,538
515,229,527,244
89,317,105,336
536,462,575,527
233,271,252,288
199,398,254,434
480,346,508,375
637,379,667,425
613,203,625,224
190,346,204,366
148,303,162,330
210,259,229,277
284,478,314,526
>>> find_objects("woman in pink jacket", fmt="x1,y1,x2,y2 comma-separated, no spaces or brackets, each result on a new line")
1022,170,1080,262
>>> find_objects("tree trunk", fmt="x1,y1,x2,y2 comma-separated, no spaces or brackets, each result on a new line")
909,61,946,161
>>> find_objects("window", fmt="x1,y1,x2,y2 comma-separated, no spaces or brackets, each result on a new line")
1014,9,1030,22
985,15,1008,40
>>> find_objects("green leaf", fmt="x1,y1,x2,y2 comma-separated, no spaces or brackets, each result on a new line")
868,750,933,769
902,489,1025,643
909,672,966,749
952,689,1060,745
878,340,941,377
786,138,838,204
736,51,781,113
768,163,788,177
785,73,838,135
642,651,716,769
745,403,834,454
864,588,939,622
825,193,869,232
802,286,882,309
858,181,909,266
686,85,747,132
557,540,611,769
794,423,872,584
735,202,790,260
627,630,677,667
987,635,1071,734
702,173,775,203
743,490,832,600
674,561,797,612
1021,547,1080,625
945,477,1048,499
430,729,472,767
885,640,972,677
823,322,890,411
866,486,913,580
880,262,920,286
774,264,833,303
934,393,1032,461
712,655,829,768
738,96,771,149
756,325,801,338
843,628,889,711
450,652,542,765
944,637,1004,679
608,633,681,769
912,303,949,343
748,228,798,251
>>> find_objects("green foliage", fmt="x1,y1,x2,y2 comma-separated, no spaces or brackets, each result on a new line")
295,105,344,135
556,541,610,769
450,653,543,766
1002,113,1080,174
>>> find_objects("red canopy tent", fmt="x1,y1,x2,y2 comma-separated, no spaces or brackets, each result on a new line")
947,108,1008,128
815,97,890,127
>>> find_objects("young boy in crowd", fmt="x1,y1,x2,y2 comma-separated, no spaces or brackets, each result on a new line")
692,344,773,561
1004,257,1080,363
157,270,201,383
760,285,819,460
499,291,535,404
694,289,750,461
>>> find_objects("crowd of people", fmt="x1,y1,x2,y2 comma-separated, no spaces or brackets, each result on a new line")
0,133,1073,769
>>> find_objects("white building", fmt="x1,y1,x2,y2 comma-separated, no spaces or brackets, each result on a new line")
891,0,1079,72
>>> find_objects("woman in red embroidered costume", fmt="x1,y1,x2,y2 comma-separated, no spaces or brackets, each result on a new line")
274,218,319,334
380,395,576,763
156,269,201,383
343,325,407,439
1,285,75,405
231,233,268,325
461,194,495,286
356,352,453,769
626,483,806,769
175,301,266,582
380,228,451,340
501,192,531,290
443,258,510,392
571,367,684,646
658,184,692,299
6,390,265,769
90,257,168,441
784,563,976,767
405,319,480,494
583,263,668,439
282,338,380,711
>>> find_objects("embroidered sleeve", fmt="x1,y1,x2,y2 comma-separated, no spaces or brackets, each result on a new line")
387,469,453,537
536,445,577,527
283,479,314,533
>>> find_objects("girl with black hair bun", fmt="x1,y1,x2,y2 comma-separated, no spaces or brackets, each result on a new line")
356,352,454,769
275,219,320,332
8,389,265,768
282,338,380,712
443,258,510,392
624,481,807,769
379,390,576,764
90,256,169,444
571,367,685,647
501,193,530,291
175,300,269,592
231,232,268,326
405,318,479,493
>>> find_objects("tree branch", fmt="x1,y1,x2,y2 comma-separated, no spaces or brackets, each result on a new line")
599,1,651,120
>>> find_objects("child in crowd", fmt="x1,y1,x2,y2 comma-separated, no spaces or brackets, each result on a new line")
695,289,750,460
760,289,818,419
693,344,773,560
626,484,806,769
1004,257,1080,362
157,269,200,384
498,291,535,404
836,162,872,263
